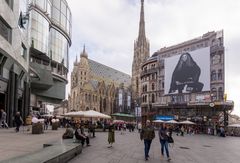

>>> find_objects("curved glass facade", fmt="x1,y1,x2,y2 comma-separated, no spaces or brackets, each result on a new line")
51,0,72,37
30,10,49,54
49,28,69,68
30,0,52,17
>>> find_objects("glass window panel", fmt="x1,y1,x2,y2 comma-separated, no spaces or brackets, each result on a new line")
0,17,12,43
36,0,45,11
52,0,60,9
61,1,67,16
46,0,52,16
61,13,66,29
52,7,60,22
30,11,49,54
49,28,69,68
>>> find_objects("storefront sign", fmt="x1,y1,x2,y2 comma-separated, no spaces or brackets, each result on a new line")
155,115,174,121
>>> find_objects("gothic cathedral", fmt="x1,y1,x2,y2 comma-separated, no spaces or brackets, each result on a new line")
132,0,150,103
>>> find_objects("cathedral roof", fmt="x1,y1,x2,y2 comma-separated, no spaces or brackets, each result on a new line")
88,59,131,87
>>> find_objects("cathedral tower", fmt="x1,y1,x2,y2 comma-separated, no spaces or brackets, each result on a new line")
132,0,150,102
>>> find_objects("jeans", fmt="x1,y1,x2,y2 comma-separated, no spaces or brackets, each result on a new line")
160,140,169,158
144,139,152,158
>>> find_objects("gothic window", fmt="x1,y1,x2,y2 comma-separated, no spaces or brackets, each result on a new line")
88,94,91,102
85,94,88,102
136,77,139,91
211,70,217,81
218,69,222,80
212,54,221,65
152,94,155,103
103,98,106,112
100,97,102,112
218,87,223,100
162,82,164,89
211,87,217,101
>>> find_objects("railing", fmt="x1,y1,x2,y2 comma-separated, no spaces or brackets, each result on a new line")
141,67,158,76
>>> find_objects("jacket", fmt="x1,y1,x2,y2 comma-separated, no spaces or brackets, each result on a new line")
140,126,155,140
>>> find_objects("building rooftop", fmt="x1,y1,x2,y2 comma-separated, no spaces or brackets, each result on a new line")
88,59,131,87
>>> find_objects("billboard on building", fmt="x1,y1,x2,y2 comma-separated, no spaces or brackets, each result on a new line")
164,47,210,94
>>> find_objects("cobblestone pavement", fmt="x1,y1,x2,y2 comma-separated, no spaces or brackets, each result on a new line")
70,130,240,163
0,127,65,161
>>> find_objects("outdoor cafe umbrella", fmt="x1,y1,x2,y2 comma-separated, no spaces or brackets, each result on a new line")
165,120,179,124
152,119,164,123
83,110,111,119
63,111,84,117
179,120,196,125
228,124,240,128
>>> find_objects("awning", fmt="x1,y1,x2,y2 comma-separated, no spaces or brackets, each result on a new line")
111,113,135,118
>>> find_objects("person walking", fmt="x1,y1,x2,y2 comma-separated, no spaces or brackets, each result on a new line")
108,121,115,148
159,123,171,161
14,112,23,132
140,120,155,161
0,109,8,128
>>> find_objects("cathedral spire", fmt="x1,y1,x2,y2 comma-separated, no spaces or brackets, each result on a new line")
80,44,88,58
138,0,146,41
74,54,78,66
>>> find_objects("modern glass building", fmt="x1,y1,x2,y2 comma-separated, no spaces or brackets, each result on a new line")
28,0,71,112
0,0,30,126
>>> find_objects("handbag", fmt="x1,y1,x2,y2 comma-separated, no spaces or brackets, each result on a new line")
167,136,174,143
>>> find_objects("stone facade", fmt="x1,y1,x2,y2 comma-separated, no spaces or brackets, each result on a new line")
69,47,131,115
0,0,30,126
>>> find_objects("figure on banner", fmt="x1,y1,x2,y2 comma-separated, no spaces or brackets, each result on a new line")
169,52,203,94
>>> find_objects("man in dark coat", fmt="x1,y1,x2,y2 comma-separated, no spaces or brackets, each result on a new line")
140,120,155,161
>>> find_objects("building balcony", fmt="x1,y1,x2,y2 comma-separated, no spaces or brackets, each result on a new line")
141,68,158,76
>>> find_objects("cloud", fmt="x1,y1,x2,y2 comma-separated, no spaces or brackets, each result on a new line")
66,0,240,115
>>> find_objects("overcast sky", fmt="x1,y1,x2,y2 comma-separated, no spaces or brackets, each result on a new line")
67,0,240,115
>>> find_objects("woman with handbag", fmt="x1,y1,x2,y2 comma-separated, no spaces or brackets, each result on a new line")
159,123,171,161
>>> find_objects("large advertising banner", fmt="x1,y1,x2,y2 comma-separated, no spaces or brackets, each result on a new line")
164,47,210,94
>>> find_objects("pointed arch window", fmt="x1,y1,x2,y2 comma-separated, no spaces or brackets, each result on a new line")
211,70,217,81
218,69,222,80
218,87,223,100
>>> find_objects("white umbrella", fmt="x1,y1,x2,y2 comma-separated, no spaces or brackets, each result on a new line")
64,111,84,117
228,124,240,127
83,110,111,119
153,119,164,123
179,120,196,125
165,120,179,124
